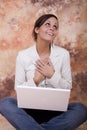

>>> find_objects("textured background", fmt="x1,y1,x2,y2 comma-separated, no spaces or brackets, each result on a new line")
0,0,87,129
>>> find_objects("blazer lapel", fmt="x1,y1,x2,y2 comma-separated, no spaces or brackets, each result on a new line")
50,45,61,66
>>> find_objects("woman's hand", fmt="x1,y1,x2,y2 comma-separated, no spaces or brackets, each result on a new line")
36,58,55,79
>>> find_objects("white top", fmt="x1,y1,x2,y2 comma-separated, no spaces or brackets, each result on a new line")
15,44,72,89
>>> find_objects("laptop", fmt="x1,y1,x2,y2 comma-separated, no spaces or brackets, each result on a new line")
16,86,71,111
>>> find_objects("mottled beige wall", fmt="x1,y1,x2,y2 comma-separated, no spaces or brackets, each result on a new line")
0,0,87,105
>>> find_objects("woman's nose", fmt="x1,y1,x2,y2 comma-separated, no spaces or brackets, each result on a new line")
49,26,54,31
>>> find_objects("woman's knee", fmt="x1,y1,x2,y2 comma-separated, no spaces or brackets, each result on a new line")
69,102,87,110
0,97,17,113
69,102,87,119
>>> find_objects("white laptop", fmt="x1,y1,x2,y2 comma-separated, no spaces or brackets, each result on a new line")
16,86,71,111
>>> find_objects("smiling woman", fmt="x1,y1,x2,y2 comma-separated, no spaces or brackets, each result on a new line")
32,14,59,41
34,17,58,46
0,14,87,130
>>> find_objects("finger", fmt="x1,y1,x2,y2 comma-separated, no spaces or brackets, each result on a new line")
36,68,44,76
36,63,44,71
48,59,53,66
36,60,46,68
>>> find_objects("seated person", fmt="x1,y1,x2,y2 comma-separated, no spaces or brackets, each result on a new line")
0,13,87,130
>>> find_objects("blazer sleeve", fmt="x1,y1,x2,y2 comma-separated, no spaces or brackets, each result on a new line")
14,52,36,89
45,51,72,89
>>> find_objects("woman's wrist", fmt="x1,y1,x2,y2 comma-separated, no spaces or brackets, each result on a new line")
33,77,39,86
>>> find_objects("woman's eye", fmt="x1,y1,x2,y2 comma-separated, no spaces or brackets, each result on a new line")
45,23,50,27
53,25,58,30
44,23,58,30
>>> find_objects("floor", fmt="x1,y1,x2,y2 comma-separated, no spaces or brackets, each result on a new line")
0,114,15,130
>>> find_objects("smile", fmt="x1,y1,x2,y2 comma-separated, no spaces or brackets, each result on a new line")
47,32,54,36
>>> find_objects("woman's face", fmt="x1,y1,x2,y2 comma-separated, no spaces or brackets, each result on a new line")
35,17,58,42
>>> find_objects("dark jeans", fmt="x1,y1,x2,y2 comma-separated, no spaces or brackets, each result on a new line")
0,97,87,130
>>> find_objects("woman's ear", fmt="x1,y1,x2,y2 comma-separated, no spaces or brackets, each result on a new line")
35,27,39,34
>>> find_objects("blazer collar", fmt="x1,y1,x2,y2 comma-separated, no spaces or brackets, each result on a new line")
50,44,59,57
32,43,60,59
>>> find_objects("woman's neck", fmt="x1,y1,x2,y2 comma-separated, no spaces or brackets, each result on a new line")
36,40,51,57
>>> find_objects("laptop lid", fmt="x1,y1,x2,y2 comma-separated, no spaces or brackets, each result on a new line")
16,86,71,111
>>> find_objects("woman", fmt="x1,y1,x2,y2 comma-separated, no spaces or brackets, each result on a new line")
0,14,87,130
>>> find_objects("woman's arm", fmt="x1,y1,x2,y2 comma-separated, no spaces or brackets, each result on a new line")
15,52,36,89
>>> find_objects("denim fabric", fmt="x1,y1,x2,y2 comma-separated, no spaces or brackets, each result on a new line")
0,97,87,130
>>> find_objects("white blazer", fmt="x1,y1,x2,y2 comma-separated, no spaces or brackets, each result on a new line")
15,44,72,89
